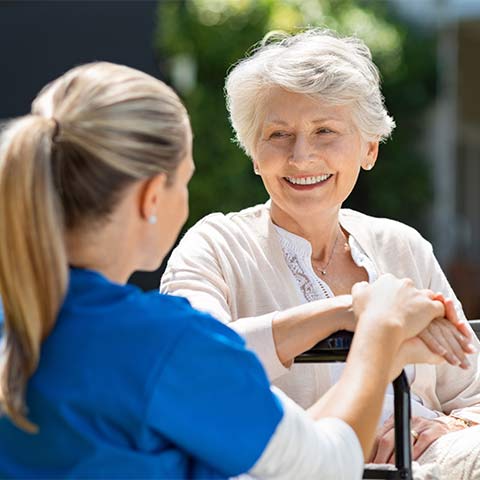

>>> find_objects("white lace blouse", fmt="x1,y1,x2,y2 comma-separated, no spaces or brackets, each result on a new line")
274,225,437,424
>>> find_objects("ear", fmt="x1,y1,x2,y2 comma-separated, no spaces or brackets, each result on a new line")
361,140,379,171
253,161,260,175
139,173,168,222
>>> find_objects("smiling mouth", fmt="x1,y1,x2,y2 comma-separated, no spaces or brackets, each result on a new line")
284,174,333,186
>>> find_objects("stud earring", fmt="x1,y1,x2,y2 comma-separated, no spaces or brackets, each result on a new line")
148,215,157,225
365,163,373,171
253,166,260,175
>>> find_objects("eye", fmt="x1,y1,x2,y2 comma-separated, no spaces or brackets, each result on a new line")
269,131,291,139
315,127,334,135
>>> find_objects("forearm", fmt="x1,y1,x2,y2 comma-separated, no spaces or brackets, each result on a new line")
249,387,363,480
308,321,403,460
272,295,353,366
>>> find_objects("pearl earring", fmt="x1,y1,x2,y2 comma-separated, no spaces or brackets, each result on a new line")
254,166,260,175
365,163,373,171
148,215,157,225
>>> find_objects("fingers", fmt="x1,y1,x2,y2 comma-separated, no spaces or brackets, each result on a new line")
412,434,434,461
429,299,445,322
368,419,392,462
367,435,380,463
421,293,476,358
436,318,471,368
410,417,448,460
418,318,474,369
432,296,474,347
442,297,460,325
423,320,466,367
372,425,395,464
418,328,449,358
353,277,459,346
439,316,474,352
373,416,444,464
455,319,475,344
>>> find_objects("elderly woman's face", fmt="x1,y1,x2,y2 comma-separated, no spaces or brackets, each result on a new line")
254,88,378,225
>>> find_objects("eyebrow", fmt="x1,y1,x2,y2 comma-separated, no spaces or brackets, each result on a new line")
264,118,343,127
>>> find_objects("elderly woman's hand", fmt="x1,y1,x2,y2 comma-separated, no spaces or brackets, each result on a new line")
369,415,467,464
418,294,475,369
418,318,473,369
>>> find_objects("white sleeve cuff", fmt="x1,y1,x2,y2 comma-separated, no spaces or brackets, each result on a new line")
229,312,290,381
248,387,363,480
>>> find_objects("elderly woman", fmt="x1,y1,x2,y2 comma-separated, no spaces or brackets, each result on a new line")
161,30,480,475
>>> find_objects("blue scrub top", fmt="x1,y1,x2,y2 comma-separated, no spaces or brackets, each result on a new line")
0,268,283,478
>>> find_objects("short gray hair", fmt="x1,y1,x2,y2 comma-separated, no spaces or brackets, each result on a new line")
225,29,396,157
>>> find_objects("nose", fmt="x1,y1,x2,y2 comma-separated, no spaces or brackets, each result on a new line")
289,134,314,166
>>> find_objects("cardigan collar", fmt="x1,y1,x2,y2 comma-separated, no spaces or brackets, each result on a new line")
255,200,380,273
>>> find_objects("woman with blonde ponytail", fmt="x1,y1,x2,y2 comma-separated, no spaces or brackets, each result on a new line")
0,62,452,479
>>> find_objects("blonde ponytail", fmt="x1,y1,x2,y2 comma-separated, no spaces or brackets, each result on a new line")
0,115,68,432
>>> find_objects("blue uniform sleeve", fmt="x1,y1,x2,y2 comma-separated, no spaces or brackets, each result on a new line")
0,299,3,336
145,308,283,478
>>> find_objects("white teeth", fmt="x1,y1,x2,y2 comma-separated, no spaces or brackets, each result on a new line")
285,174,332,185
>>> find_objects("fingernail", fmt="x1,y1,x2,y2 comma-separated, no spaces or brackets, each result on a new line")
462,358,471,368
467,344,477,353
447,355,458,365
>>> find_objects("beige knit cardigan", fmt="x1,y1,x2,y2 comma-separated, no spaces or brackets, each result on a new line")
161,202,480,424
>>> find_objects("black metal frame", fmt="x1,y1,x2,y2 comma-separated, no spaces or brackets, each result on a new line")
295,331,413,480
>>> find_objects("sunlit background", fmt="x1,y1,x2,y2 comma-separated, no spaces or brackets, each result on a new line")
1,0,479,318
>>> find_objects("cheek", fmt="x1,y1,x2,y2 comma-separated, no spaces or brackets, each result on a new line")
325,141,362,172
255,143,287,170
176,188,189,225
161,189,189,233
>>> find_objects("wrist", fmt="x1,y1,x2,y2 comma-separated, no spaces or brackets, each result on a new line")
333,295,354,331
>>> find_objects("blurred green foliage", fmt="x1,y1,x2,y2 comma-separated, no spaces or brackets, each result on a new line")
155,0,436,230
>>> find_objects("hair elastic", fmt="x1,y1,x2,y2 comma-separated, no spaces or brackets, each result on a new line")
51,117,61,142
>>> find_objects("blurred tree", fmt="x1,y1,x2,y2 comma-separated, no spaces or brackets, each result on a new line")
154,0,436,231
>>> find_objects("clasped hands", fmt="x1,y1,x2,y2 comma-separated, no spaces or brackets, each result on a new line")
347,277,475,372
350,275,476,464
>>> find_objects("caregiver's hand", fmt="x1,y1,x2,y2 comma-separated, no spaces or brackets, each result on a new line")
389,336,444,382
352,275,445,340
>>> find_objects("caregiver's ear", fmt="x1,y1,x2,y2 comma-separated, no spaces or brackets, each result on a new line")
139,173,168,221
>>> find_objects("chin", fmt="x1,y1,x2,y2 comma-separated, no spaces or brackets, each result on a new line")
287,200,334,216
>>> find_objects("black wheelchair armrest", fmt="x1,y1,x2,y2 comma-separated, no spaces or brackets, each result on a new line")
294,330,353,363
294,330,413,480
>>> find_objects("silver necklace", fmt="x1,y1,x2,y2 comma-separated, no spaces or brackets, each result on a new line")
313,229,341,275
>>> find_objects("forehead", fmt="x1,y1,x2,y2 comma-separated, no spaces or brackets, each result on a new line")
261,87,352,125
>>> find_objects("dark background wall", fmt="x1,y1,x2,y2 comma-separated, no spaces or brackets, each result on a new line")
0,0,165,290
